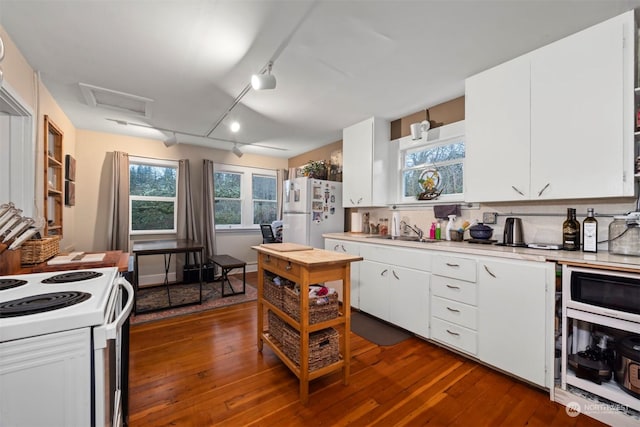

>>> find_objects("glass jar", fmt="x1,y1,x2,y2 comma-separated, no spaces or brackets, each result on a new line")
608,214,640,256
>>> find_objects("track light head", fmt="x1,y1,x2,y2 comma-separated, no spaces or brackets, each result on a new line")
232,144,243,158
251,62,276,90
164,133,178,147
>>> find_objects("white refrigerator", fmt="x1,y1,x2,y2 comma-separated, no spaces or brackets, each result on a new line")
282,177,344,248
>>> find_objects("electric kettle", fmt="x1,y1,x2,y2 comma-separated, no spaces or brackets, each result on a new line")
503,217,525,245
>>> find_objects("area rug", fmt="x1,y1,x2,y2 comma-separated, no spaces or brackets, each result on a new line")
131,276,256,325
350,311,412,346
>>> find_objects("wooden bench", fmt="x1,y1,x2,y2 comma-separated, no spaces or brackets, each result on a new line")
210,254,246,297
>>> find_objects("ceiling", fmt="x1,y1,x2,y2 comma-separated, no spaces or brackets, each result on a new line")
1,0,639,158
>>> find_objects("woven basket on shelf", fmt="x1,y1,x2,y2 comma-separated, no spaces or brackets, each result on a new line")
267,310,339,371
20,236,60,265
283,286,339,324
263,272,292,310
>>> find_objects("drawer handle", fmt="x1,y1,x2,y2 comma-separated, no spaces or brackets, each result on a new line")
341,244,346,252
285,262,292,271
265,255,271,263
446,307,460,313
483,264,496,278
446,329,460,336
333,244,340,251
445,263,460,268
381,269,388,277
446,284,461,290
392,270,399,280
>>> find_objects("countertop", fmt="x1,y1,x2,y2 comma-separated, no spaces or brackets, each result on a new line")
324,232,640,272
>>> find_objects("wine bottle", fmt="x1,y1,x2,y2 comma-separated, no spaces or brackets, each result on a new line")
562,208,580,251
582,208,598,253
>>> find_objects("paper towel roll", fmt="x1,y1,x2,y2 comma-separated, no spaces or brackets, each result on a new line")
391,212,401,237
351,212,363,233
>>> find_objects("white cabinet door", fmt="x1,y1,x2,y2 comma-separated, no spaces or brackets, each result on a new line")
389,266,430,338
359,259,389,320
530,12,631,199
342,117,389,207
465,55,531,202
324,239,361,309
477,258,550,387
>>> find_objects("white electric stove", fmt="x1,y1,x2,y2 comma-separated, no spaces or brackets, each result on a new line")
0,266,133,427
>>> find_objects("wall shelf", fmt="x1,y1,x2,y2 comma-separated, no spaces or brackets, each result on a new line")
44,115,64,237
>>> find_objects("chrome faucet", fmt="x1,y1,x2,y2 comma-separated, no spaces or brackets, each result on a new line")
400,220,424,240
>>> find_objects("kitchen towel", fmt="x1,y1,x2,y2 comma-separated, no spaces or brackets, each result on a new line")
433,204,461,220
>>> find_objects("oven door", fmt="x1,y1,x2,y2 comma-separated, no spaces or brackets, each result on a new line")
93,277,134,427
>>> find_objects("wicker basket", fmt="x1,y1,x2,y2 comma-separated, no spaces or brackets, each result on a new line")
283,286,339,324
20,236,60,265
263,272,293,310
268,310,339,371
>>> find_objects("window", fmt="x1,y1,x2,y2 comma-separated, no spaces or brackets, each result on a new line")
214,164,277,229
399,134,465,203
129,156,179,234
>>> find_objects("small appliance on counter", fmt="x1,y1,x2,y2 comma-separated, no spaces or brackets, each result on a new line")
568,332,616,385
497,217,527,247
608,212,640,256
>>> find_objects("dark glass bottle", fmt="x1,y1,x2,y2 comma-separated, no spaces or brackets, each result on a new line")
562,208,580,251
582,208,598,253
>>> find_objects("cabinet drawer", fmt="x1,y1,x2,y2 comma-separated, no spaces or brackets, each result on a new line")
431,296,478,330
261,254,301,280
360,243,431,271
431,275,477,306
431,317,477,355
432,255,476,282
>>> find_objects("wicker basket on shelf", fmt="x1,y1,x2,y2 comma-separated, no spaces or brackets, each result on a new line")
263,272,292,310
267,310,339,371
283,286,339,324
20,236,60,265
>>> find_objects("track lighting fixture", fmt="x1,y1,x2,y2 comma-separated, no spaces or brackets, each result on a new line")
251,62,276,90
232,144,243,158
164,133,178,147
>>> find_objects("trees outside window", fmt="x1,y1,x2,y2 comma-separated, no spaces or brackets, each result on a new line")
129,157,178,234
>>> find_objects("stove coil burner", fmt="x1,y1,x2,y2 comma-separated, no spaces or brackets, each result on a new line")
0,279,28,291
42,271,103,284
0,291,91,318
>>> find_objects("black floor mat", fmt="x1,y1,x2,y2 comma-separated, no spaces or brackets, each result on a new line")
350,311,412,346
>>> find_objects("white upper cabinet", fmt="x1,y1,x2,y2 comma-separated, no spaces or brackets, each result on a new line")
342,117,390,207
465,11,635,203
465,55,531,201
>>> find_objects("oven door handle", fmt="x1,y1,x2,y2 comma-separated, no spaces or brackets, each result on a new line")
94,278,134,347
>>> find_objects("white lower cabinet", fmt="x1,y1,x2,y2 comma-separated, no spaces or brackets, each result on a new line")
358,244,430,338
477,257,553,388
324,238,361,309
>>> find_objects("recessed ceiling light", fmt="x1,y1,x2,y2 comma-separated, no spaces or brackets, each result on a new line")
230,121,240,133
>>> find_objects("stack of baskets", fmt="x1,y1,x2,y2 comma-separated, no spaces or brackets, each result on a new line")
268,310,339,371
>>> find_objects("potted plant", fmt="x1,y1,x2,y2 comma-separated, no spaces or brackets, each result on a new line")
302,160,328,179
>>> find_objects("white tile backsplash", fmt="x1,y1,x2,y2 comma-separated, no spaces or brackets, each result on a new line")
357,198,637,250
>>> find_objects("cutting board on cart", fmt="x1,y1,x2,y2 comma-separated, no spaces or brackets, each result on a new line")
260,243,313,252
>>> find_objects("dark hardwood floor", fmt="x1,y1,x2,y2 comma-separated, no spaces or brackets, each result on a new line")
128,275,604,427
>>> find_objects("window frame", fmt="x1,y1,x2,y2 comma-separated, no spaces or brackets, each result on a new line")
213,163,278,230
128,156,179,235
397,131,465,205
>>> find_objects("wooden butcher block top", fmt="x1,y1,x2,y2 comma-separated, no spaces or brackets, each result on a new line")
253,244,362,267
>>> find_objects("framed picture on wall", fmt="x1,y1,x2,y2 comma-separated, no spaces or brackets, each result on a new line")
65,180,75,206
65,154,76,181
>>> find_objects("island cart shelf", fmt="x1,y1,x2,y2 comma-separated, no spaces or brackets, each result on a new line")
252,243,362,403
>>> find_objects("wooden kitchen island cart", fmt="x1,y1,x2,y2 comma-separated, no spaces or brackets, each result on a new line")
252,243,362,403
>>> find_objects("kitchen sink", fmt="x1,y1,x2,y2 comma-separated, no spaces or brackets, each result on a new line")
367,235,441,243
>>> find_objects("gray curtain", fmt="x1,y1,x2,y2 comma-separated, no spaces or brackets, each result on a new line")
177,159,199,263
107,151,129,251
202,160,216,261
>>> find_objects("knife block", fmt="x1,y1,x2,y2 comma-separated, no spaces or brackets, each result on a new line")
0,244,22,275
